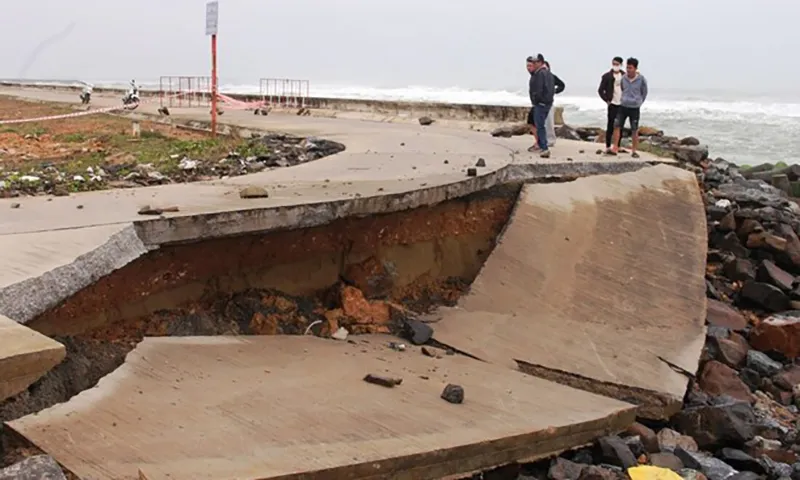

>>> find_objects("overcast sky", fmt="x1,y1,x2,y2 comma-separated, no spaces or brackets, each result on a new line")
1,0,798,95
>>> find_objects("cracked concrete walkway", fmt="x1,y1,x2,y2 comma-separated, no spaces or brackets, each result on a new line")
0,86,660,326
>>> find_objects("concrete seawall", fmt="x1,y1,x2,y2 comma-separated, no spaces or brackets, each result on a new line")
0,81,563,125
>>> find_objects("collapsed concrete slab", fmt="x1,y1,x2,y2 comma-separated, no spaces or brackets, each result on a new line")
8,335,636,480
432,164,708,419
0,315,65,402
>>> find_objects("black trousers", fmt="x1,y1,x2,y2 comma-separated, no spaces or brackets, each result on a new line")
606,104,621,148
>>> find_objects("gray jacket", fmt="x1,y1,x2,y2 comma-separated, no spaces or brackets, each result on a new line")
620,74,648,108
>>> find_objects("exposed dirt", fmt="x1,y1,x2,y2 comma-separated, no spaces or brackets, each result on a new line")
30,185,518,337
0,96,344,196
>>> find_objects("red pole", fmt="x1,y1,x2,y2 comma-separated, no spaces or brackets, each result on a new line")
211,34,218,136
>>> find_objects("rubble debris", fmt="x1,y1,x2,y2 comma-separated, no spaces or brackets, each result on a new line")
440,384,464,404
363,374,402,388
239,186,270,199
137,205,179,216
476,158,486,167
0,455,66,480
418,116,434,126
466,167,477,177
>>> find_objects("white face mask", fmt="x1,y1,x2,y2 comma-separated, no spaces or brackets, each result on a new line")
612,65,621,72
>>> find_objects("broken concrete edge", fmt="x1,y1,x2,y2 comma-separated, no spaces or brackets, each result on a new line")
0,225,150,325
0,161,676,327
516,360,683,421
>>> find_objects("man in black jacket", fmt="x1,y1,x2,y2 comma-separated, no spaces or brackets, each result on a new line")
526,54,555,158
597,56,624,150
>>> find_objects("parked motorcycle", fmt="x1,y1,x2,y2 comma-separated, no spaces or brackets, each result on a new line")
122,80,140,108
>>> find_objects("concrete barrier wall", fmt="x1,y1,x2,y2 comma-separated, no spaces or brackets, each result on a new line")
0,81,563,124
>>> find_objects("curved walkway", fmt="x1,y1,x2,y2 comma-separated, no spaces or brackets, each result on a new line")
0,87,661,326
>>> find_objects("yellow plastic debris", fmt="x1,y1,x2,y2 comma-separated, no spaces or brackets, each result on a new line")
628,465,683,480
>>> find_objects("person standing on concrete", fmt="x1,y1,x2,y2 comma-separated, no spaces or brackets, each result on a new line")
610,57,648,158
544,61,565,148
598,56,624,151
526,54,555,158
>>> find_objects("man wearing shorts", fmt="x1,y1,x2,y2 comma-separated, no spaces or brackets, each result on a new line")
609,57,648,158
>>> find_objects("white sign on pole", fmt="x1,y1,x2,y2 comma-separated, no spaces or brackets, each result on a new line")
206,1,219,36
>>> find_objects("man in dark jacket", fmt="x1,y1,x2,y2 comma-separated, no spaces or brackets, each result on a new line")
597,56,624,150
526,54,555,158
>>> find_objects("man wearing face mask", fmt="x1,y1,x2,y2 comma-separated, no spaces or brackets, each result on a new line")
597,56,624,151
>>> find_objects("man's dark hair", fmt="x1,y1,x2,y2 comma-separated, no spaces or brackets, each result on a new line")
627,57,639,68
613,56,624,64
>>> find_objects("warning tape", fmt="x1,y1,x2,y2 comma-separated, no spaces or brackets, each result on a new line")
217,93,267,110
0,91,187,125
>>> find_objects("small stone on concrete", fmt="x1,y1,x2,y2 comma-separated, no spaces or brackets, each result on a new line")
467,167,477,177
404,318,433,345
363,374,402,388
10,203,20,209
476,158,486,167
239,186,270,199
441,384,464,404
138,205,180,216
418,116,434,126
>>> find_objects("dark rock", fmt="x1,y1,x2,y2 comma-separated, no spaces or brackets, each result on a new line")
698,361,755,403
363,373,402,388
548,457,585,480
441,384,464,404
623,435,647,459
0,455,67,480
626,422,660,453
740,282,791,313
708,300,749,331
774,224,800,270
711,333,750,368
658,428,700,453
571,449,596,465
724,258,757,282
728,473,763,480
403,319,433,345
720,233,752,259
476,158,487,167
681,136,701,146
418,116,434,126
674,145,709,165
740,368,762,392
720,211,738,232
673,400,757,450
773,366,800,391
556,125,583,141
746,350,783,377
757,261,795,292
10,202,20,209
597,435,638,469
675,448,738,480
490,124,530,137
717,448,765,474
678,469,709,480
650,452,685,471
577,466,623,480
467,167,477,177
761,457,793,480
791,463,800,480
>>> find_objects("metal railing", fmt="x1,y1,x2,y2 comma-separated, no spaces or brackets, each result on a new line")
159,76,215,108
259,78,310,108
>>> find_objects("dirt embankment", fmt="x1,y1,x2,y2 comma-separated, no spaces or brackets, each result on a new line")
0,97,343,197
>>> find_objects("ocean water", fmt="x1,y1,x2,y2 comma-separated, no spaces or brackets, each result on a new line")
9,79,800,166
